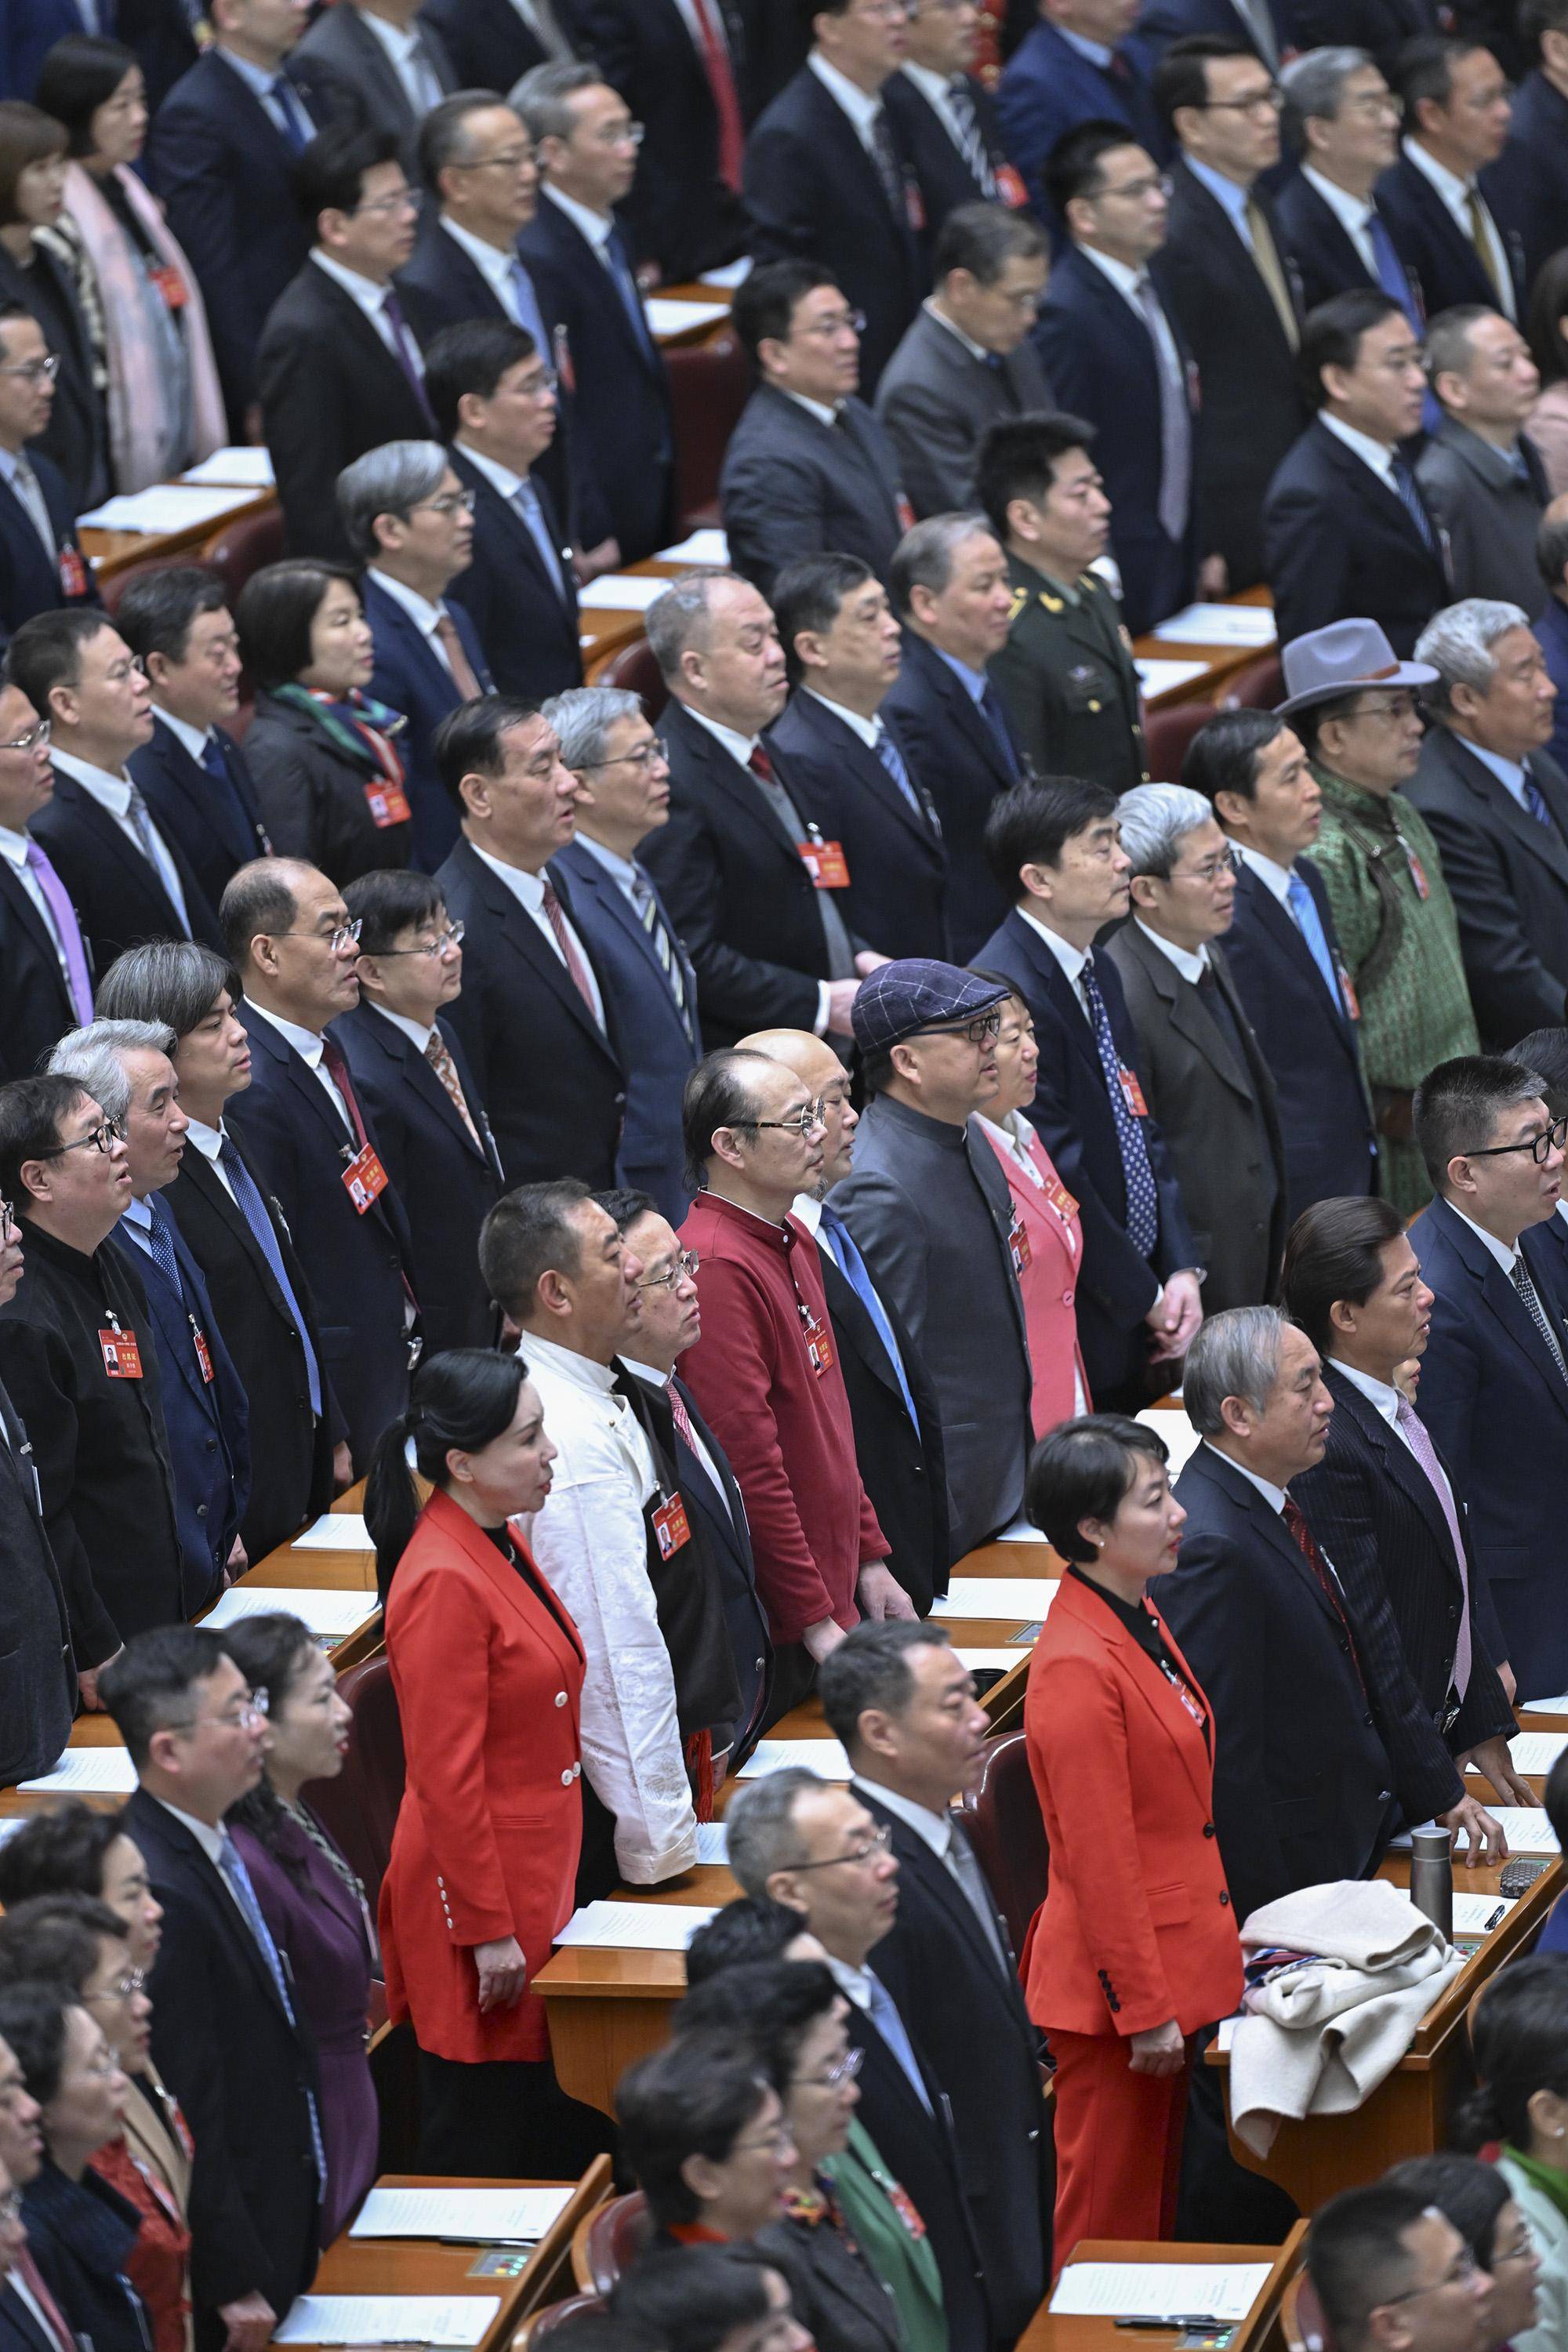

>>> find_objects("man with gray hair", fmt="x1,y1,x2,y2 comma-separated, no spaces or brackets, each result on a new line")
550,685,700,1225
337,438,494,872
1274,49,1418,320
1415,307,1550,615
1163,1306,1399,1925
49,1019,250,1617
1105,782,1286,1310
1406,597,1568,1045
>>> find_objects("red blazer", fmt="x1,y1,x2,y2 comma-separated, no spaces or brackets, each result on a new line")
978,1117,1090,1438
1023,1572,1243,2039
379,1489,586,2063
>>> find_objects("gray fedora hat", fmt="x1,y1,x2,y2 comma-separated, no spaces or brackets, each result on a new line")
1276,618,1438,717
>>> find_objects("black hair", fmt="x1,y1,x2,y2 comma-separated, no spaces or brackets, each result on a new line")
673,1958,843,2096
423,318,539,442
731,260,845,364
1413,1054,1546,1192
32,35,137,156
1307,2180,1446,2352
1393,31,1478,118
235,561,360,696
1025,1413,1169,1563
1043,118,1151,221
0,1073,94,1206
96,1624,234,1770
680,1050,776,1192
1279,1195,1407,1352
1300,289,1406,412
1528,247,1568,387
222,1613,328,1884
818,1621,952,1753
343,868,448,957
1181,706,1287,808
771,551,877,687
0,1893,127,1998
364,1348,528,1604
418,88,511,189
1457,1953,1568,2147
1152,31,1257,128
975,412,1097,542
983,776,1119,897
593,1187,660,1234
1520,0,1568,56
292,122,404,230
1382,2154,1512,2270
0,1802,130,1910
684,1897,815,1987
1511,1028,1568,1119
0,103,67,225
0,1980,74,2107
477,1179,593,1322
433,694,543,811
932,201,1047,285
615,2034,774,2229
114,566,229,669
611,2245,787,2352
2,608,116,713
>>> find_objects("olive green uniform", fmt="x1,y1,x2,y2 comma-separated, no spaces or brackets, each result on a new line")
988,554,1149,793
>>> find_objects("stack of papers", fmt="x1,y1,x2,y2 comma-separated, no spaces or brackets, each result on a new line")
578,575,681,614
1483,1809,1560,1853
20,1747,136,1795
1137,658,1211,701
1049,2263,1272,2321
1138,1406,1203,1477
204,1585,373,1641
695,1822,729,1864
1465,1730,1568,1776
1151,603,1278,649
931,1577,1058,1621
955,1648,1030,1672
645,298,729,338
655,528,728,565
274,2298,499,2345
1452,1892,1517,1937
180,446,275,488
737,1737,851,1780
292,1513,374,1552
78,484,252,534
1523,1693,1568,1716
554,1900,717,1951
349,2187,572,2244
699,258,752,290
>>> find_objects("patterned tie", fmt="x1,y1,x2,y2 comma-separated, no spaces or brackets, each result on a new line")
1393,1394,1471,1696
869,106,907,219
1389,453,1440,557
126,784,191,935
1133,274,1191,542
379,289,437,429
668,1377,699,1453
1465,187,1507,303
267,74,313,153
1511,1251,1568,1386
1523,765,1558,831
9,455,56,557
630,871,694,1040
24,838,93,1023
510,481,570,604
946,77,996,199
217,1833,328,2191
1080,953,1158,1257
872,724,927,823
1281,1494,1369,1699
539,877,601,1022
1245,198,1299,350
424,1028,481,1146
142,1196,185,1301
434,609,482,700
688,0,745,190
216,1134,321,1417
1285,869,1341,1006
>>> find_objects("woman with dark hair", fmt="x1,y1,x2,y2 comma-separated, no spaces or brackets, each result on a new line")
365,1346,609,2176
0,1802,163,1973
0,100,105,508
615,2035,795,2247
236,561,413,884
1528,250,1568,497
222,1612,376,2241
612,2244,814,2352
1022,1413,1243,2252
31,37,222,492
1385,2154,1541,2352
1460,1955,1568,2352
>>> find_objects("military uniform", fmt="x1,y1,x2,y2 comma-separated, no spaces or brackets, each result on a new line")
989,554,1149,793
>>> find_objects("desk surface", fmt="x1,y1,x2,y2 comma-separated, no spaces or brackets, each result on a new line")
1019,2227,1308,2352
81,485,276,583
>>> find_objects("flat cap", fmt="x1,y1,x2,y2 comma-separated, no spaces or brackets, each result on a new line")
851,959,1010,1055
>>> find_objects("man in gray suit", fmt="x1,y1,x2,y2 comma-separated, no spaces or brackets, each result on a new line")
292,0,458,170
1106,783,1287,1314
834,959,1033,1558
877,204,1054,518
1415,307,1551,618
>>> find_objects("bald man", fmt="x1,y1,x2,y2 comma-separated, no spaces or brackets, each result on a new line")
738,1027,949,1610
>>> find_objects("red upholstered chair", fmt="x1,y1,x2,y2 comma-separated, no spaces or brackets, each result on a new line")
1222,654,1283,709
572,2190,651,2296
962,1727,1049,1959
302,1653,404,1910
597,635,669,723
1144,699,1219,783
666,328,750,533
100,555,221,616
204,505,285,608
515,2295,606,2351
1282,2271,1334,2352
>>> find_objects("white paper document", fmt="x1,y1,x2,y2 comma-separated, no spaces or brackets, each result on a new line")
1137,1406,1203,1476
203,1585,373,1640
955,1649,1030,1671
699,258,752,289
1522,1694,1568,1718
695,1823,729,1864
993,1518,1048,1544
1465,1731,1568,1776
577,575,681,613
655,528,729,565
737,1738,852,1780
274,2297,499,2345
292,1513,374,1552
180,447,276,488
1485,1809,1561,1853
646,298,729,337
20,1746,136,1795
78,485,253,533
349,2187,572,2243
1049,2263,1272,2321
1151,603,1279,648
554,1900,717,1951
1451,1893,1517,1936
931,1577,1058,1621
1136,658,1211,700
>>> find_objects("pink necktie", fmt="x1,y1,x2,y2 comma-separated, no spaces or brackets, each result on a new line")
1395,1395,1472,1696
13,2249,74,2352
670,1380,697,1450
540,878,601,1025
25,837,93,1023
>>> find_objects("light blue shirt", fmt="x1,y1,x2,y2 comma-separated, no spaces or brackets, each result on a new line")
1461,736,1533,810
572,827,644,916
1184,156,1255,251
934,646,990,702
1054,24,1115,65
214,45,305,143
119,1195,156,1258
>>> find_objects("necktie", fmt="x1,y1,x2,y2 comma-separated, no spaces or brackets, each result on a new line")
869,106,907,220
217,1833,328,2190
1080,953,1158,1257
668,1378,699,1453
539,877,602,1022
630,871,694,1040
1389,452,1439,557
142,1196,185,1301
510,480,570,604
818,1205,919,1425
1465,187,1507,304
379,289,437,429
1523,765,1558,831
267,74,313,153
602,230,655,359
1285,869,1341,1006
945,1815,1011,1970
746,745,857,980
1229,0,1279,64
873,724,926,822
670,1375,737,1532
1511,1250,1568,1386
946,76,996,200
978,679,1022,775
864,1971,932,2113
406,34,445,113
24,839,93,1023
688,0,745,191
1133,274,1191,542
1245,199,1299,350
424,1028,481,1146
11,2250,74,2352
126,784,191,935
9,455,56,558
505,256,550,359
434,609,483,700
1281,1494,1369,1699
514,0,573,56
1392,1394,1471,1697
217,1134,322,1417
198,731,261,862
1368,211,1417,324
319,1033,374,1152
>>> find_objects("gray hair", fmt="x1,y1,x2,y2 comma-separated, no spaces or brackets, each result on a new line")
336,441,449,566
1182,1305,1294,1436
889,510,997,619
47,1018,178,1124
543,685,645,771
94,942,240,1041
419,89,515,189
508,59,604,143
724,1767,824,1896
1280,45,1376,124
1115,782,1217,877
1414,598,1532,713
645,568,749,680
1425,303,1494,391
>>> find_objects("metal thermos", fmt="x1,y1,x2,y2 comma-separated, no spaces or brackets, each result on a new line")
1409,1825,1454,1942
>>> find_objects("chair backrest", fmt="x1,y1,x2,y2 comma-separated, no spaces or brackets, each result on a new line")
1144,699,1218,785
303,1652,403,1908
204,505,285,610
962,1727,1048,1958
100,554,223,618
572,2190,650,2297
1222,653,1283,710
597,635,669,721
514,2293,606,2351
1282,2270,1335,2352
666,327,750,532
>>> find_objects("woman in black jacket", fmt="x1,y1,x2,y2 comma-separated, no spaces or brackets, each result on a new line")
0,100,107,510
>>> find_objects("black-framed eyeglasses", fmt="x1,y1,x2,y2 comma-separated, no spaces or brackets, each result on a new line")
788,1825,894,1872
374,923,465,957
37,1116,125,1159
909,1011,1003,1046
1201,83,1284,110
752,1102,827,1138
1467,1112,1568,1166
638,1249,700,1292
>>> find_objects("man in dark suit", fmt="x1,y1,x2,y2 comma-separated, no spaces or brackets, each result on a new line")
514,61,673,562
1407,1054,1568,1698
0,679,90,1083
742,2,926,397
1377,38,1524,326
1275,49,1422,319
1185,705,1378,1216
1538,501,1568,778
550,688,699,1229
146,0,337,434
884,0,1028,230
292,0,457,172
1405,596,1568,1047
117,0,203,107
421,0,576,91
1416,307,1551,616
1507,0,1568,286
1152,36,1308,591
877,205,1053,521
572,0,750,283
998,0,1167,218
824,1623,1051,2343
1165,1309,1399,1926
1034,125,1202,634
722,263,913,602
6,609,222,967
434,695,629,1187
1107,782,1287,1312
0,308,100,655
0,252,102,530
973,778,1203,1409
640,571,882,1049
92,940,347,1565
220,857,421,1472
769,554,949,961
338,869,503,1356
118,569,271,916
885,514,1027,960
1139,0,1294,65
104,1629,323,2352
1283,1192,1532,1849
0,1217,74,1784
1264,290,1447,657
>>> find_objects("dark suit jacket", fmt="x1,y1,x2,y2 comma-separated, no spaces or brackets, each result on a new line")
883,627,1024,961
30,764,222,971
0,1370,75,1786
552,835,699,1228
996,20,1167,219
1374,151,1526,325
20,2164,145,2352
1507,69,1568,285
1217,853,1377,1218
0,837,80,1081
720,386,907,601
0,241,105,514
1156,160,1307,590
1264,417,1450,659
1403,724,1568,1047
757,2212,902,2352
1414,417,1549,619
3,0,102,100
1032,242,1199,635
881,66,1016,237
125,1788,322,2328
1138,0,1295,61
226,1000,419,1470
129,716,271,917
334,1001,503,1356
1284,0,1432,61
291,2,457,169
1291,1359,1515,1824
361,574,495,873
1163,1443,1398,1928
115,0,201,107
0,2286,58,2352
742,67,926,396
767,691,948,960
435,836,628,1187
1104,922,1286,1313
0,447,100,651
1539,594,1568,782
572,0,751,281
971,910,1196,1404
648,1367,773,1759
164,1127,338,1563
1273,169,1420,314
417,0,564,89
257,261,434,562
875,300,1055,522
243,689,413,887
446,444,581,737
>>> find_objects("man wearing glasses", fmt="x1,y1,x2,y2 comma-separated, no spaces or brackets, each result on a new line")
0,306,100,651
1306,2180,1494,2352
0,680,92,1087
0,1113,75,1785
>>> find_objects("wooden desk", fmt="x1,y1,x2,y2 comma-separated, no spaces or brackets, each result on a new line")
1129,587,1278,712
1018,2226,1308,2352
82,486,276,584
649,281,735,347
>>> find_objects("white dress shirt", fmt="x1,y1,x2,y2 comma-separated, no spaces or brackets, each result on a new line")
244,999,354,1131
1184,155,1256,250
0,822,75,994
543,183,617,256
51,747,191,934
1401,137,1515,318
1460,736,1536,814
1078,242,1185,383
804,689,883,752
808,50,888,163
572,826,644,913
899,60,972,152
1319,408,1400,492
1235,841,1297,905
620,1352,738,1532
1016,905,1093,1016
1202,1438,1287,1513
1301,165,1381,276
352,6,445,113
367,1000,435,1055
153,1796,255,1922
1448,1202,1523,1277
1134,915,1209,982
782,389,844,427
365,568,462,682
923,297,990,362
183,1114,238,1203
153,705,215,764
437,214,539,328
215,43,312,145
681,708,835,1038
310,250,411,367
851,1773,955,1859
0,444,56,555
1333,1357,1461,1523
466,844,606,1024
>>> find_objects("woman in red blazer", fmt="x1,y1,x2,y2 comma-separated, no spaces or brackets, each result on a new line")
365,1348,612,2177
1022,1414,1243,2260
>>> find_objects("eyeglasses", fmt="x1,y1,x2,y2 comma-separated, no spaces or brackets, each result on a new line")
798,309,867,340
788,1824,895,1872
1201,83,1285,110
78,2053,123,2082
1096,171,1173,201
752,1102,827,1138
588,119,644,147
511,368,559,399
1379,2249,1482,2307
1169,854,1236,884
277,920,363,953
795,2047,866,2089
0,718,49,755
37,1116,125,1159
88,1969,146,2004
1491,2240,1539,2269
909,1011,1004,1045
1339,693,1421,722
638,1249,700,1293
1344,89,1403,116
182,1693,269,1733
350,187,418,216
374,923,466,957
1466,1112,1568,1165
456,147,536,172
103,655,147,684
578,743,662,773
411,489,477,519
0,354,60,383
731,2125,796,2156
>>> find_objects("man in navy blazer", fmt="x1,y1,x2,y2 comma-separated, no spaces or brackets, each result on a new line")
882,3,1022,235
998,5,1167,220
1138,0,1294,67
1507,42,1568,287
1409,1055,1568,1698
0,679,89,1083
550,687,700,1230
420,0,568,92
291,0,458,172
1186,706,1378,1217
972,778,1203,1409
0,309,100,655
1272,49,1422,319
1375,38,1526,324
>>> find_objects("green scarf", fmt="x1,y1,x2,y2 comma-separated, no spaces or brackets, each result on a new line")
1502,2144,1568,2225
822,2118,947,2352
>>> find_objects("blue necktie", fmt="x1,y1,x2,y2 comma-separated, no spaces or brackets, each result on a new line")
218,1834,328,2194
1368,211,1418,327
217,1134,323,1417
1523,765,1558,831
267,74,313,153
511,480,569,604
506,257,551,364
198,732,259,865
1285,868,1344,1010
978,680,1022,777
818,1206,919,1427
1390,452,1439,556
143,1196,185,1302
865,1971,932,2114
604,230,655,360
872,724,927,823
1080,953,1159,1258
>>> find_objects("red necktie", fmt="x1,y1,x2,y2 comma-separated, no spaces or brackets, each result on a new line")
13,2250,74,2352
748,743,776,785
318,1033,371,1151
669,1380,697,1450
688,0,745,191
540,877,601,1024
1282,1494,1369,1700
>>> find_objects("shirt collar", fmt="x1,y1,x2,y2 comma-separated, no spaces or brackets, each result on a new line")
808,49,887,135
0,825,29,871
514,1326,618,1393
365,568,447,639
933,644,989,700
1016,903,1090,984
1459,736,1530,800
850,1776,953,1857
1448,1200,1523,1276
439,213,517,286
182,1115,227,1164
1076,241,1147,300
780,387,843,428
790,1191,826,1236
1235,841,1295,902
572,828,641,888
922,296,991,361
899,59,961,108
215,44,283,99
154,1795,227,1867
1319,408,1397,483
310,249,393,314
245,996,325,1065
353,5,420,62
1301,164,1374,232
619,1352,670,1386
1134,915,1209,981
153,706,212,764
1054,22,1114,64
456,438,527,499
826,1955,878,2009
368,999,434,1054
1202,1438,1287,1514
121,1195,154,1238
1330,1357,1405,1424
51,748,133,808
681,705,759,765
543,182,614,249
1184,154,1254,234
804,688,881,750
469,840,547,903
1403,133,1473,201
0,448,27,490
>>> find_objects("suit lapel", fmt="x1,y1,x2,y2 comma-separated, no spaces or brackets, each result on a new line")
1236,863,1352,1038
1200,1446,1346,1628
180,1147,286,1311
0,850,67,983
1436,1198,1568,1422
1446,735,1568,891
1322,1365,1461,1578
1127,924,1254,1102
367,1005,488,1163
53,773,181,931
1056,1573,1213,1815
817,1241,904,1405
1007,912,1104,1083
428,1487,585,1671
673,706,807,868
461,845,615,1057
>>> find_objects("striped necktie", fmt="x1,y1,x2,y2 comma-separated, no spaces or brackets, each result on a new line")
946,78,996,199
630,871,694,1040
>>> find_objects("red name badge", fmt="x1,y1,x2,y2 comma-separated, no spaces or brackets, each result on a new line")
896,493,916,534
149,263,189,310
652,1492,691,1558
100,1327,143,1379
1007,1207,1033,1275
1119,1066,1149,1117
191,1323,215,1385
363,779,413,829
1338,963,1362,1022
57,545,89,599
1404,846,1431,900
800,1309,835,1376
994,163,1030,210
905,176,926,234
797,838,851,888
342,1142,389,1213
1045,1174,1079,1222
